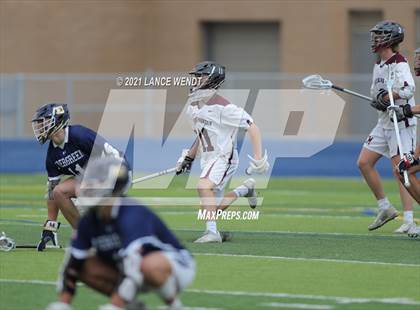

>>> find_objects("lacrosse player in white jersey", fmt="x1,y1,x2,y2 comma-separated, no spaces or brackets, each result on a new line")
357,21,417,233
389,48,420,238
176,61,269,243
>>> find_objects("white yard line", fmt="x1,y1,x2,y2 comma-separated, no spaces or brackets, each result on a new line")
177,228,402,238
193,253,420,268
1,279,419,306
260,302,334,309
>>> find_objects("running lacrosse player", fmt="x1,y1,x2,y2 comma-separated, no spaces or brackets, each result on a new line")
176,61,269,243
388,48,420,238
46,157,195,310
357,21,417,233
31,103,126,251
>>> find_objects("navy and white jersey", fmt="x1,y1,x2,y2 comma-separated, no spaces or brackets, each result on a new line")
70,197,186,263
46,125,123,181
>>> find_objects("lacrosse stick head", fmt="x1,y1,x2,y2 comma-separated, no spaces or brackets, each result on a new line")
302,75,333,89
0,232,15,252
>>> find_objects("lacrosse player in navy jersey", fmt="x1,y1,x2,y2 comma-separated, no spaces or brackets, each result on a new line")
46,157,195,310
31,103,125,251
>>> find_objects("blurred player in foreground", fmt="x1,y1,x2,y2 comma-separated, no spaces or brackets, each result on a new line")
388,47,420,238
46,157,195,310
357,21,417,233
31,103,126,251
176,62,269,243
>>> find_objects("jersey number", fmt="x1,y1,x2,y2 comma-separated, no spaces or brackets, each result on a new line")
68,164,84,176
198,129,214,152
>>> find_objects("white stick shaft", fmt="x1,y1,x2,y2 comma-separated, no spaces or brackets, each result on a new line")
341,88,372,101
132,167,177,184
387,83,410,187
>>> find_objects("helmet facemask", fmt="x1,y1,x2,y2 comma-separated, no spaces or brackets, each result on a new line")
32,117,56,144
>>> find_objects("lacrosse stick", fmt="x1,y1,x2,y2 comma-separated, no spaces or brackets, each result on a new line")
16,245,62,249
132,167,177,184
302,74,372,101
387,66,410,187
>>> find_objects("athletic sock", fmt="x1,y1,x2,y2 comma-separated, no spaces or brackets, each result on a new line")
403,211,414,224
206,220,217,234
377,197,391,210
157,275,177,302
233,185,248,197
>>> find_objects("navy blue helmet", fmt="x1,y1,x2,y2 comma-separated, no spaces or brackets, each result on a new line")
31,103,70,144
370,21,404,53
77,157,131,209
189,61,225,92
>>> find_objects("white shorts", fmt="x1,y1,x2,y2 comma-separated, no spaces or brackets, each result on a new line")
363,124,416,158
162,250,196,292
200,150,239,192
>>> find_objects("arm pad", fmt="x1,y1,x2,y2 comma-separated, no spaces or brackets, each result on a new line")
57,250,85,296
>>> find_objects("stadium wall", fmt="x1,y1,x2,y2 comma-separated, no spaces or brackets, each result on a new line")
0,139,393,178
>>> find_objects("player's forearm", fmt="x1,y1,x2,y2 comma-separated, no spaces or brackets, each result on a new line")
411,105,420,115
58,291,73,304
247,123,263,160
414,144,420,159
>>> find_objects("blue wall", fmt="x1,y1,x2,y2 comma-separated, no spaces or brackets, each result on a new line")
0,139,394,177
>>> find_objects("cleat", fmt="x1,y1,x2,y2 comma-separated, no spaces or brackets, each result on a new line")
37,220,60,251
394,222,416,234
221,231,233,242
193,230,222,243
407,224,420,239
368,206,398,231
243,178,257,209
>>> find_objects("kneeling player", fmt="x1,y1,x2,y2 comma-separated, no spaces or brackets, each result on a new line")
176,62,269,243
46,157,195,310
31,103,125,250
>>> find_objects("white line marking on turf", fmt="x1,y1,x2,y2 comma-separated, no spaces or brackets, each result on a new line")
1,279,419,306
177,228,404,238
187,289,420,306
193,253,420,267
260,302,333,309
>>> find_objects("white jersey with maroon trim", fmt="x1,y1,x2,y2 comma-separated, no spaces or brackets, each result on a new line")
186,90,253,168
370,52,416,130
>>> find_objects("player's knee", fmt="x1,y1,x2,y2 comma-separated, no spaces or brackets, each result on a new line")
141,254,171,287
197,178,214,194
357,157,371,171
52,184,66,200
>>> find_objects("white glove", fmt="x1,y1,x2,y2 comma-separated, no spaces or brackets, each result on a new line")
98,304,125,310
246,150,269,174
45,302,72,310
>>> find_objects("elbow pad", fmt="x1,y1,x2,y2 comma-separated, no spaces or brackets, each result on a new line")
46,179,60,200
398,84,415,100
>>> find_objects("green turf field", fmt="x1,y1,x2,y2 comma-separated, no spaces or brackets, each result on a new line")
1,174,419,310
